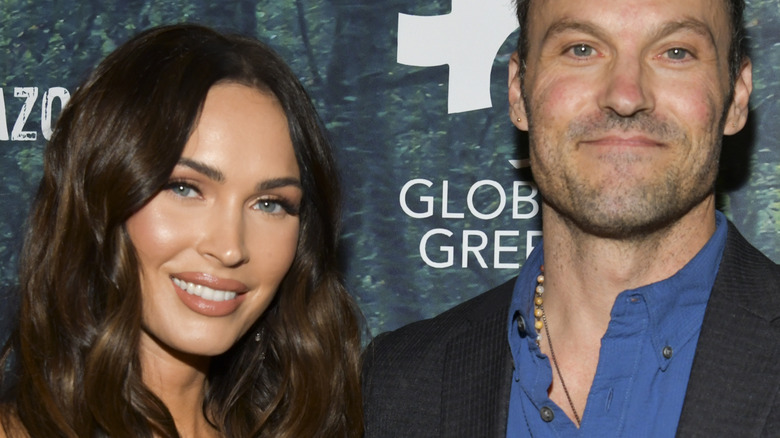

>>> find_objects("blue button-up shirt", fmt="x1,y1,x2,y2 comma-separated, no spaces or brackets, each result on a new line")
506,211,728,437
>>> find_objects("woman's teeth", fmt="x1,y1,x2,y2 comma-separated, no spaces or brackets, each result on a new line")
173,277,237,302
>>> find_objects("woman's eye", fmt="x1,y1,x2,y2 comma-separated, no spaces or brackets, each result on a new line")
569,44,595,58
255,199,284,214
167,182,199,198
665,47,690,60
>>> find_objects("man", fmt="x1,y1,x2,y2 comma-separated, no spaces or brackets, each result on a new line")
362,0,779,436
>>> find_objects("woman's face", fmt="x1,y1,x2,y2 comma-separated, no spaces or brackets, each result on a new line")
126,83,301,358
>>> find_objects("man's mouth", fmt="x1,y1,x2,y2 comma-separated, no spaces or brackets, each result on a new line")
580,134,663,148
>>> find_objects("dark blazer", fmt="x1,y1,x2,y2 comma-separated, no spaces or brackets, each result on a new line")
362,223,780,437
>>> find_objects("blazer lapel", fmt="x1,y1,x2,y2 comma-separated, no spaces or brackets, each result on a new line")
676,224,780,436
440,282,514,438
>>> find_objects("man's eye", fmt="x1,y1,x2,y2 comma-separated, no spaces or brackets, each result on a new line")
569,44,595,57
666,48,690,60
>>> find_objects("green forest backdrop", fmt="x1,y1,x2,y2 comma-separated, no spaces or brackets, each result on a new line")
1,0,778,337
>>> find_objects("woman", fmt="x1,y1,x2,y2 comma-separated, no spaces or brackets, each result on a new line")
0,24,363,437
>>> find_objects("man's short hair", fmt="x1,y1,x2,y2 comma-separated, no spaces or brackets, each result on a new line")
513,0,747,84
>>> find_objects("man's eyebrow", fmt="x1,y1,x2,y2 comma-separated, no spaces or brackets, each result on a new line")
650,19,717,47
541,18,717,47
178,157,224,182
256,177,302,192
542,19,607,45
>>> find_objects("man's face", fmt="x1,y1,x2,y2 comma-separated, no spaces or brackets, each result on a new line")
509,0,751,238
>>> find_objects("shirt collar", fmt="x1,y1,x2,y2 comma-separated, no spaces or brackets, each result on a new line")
508,211,729,373
621,210,728,370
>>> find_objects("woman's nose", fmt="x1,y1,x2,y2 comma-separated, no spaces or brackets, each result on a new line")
196,207,249,268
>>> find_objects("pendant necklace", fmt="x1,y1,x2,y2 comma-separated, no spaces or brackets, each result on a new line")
533,265,582,427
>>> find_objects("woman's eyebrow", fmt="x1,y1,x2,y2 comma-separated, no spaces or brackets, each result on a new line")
257,177,302,192
177,157,224,182
177,158,301,191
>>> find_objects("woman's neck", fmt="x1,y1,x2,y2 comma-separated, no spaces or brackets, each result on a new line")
139,332,219,438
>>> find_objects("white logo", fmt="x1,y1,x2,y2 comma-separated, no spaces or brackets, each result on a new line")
397,0,519,114
0,87,70,141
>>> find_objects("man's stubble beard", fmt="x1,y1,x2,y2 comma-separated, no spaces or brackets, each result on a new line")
527,110,722,241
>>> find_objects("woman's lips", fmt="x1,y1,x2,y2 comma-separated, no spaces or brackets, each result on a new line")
173,271,249,292
171,272,249,317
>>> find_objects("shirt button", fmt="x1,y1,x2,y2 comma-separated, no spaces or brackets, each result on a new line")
516,314,527,336
662,345,673,359
540,406,555,422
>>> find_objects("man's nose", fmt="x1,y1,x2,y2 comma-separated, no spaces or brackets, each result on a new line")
598,54,654,117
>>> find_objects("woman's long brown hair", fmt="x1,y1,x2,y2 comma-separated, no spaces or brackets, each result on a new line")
0,24,363,437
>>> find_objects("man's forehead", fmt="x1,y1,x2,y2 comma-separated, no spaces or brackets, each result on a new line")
526,0,732,38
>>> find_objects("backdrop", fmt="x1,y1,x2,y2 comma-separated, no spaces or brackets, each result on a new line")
1,0,778,338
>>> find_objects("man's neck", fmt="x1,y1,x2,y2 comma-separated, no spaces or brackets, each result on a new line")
534,195,717,423
540,195,717,331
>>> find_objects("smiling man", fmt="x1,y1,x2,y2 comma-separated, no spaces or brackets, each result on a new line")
362,0,779,436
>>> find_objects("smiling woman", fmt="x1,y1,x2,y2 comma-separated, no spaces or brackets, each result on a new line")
0,24,363,437
128,85,303,360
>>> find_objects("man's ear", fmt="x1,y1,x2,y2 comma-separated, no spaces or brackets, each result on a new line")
508,51,529,132
723,57,753,135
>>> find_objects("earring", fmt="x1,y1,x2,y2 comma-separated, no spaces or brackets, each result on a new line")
517,117,522,122
256,330,267,362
